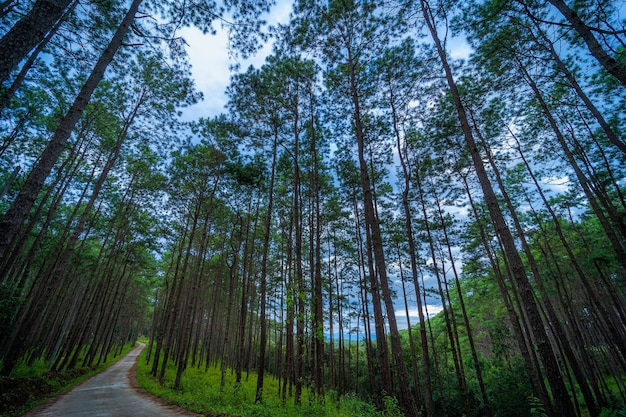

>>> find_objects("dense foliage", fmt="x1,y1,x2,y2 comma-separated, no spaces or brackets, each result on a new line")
1,0,625,416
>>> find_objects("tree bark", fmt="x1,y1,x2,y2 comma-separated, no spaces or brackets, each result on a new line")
0,0,142,280
0,0,73,85
389,76,435,417
419,0,576,414
545,0,626,88
255,133,277,403
0,0,78,112
516,57,626,273
524,14,626,154
309,91,325,399
348,43,418,417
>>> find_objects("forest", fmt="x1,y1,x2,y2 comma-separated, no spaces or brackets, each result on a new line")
1,0,625,416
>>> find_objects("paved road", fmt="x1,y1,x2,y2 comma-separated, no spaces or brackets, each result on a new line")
23,343,199,417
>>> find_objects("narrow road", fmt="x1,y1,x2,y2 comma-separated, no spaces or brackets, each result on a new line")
23,343,199,417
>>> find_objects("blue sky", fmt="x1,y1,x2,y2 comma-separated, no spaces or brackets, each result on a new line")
179,1,471,121
179,0,294,121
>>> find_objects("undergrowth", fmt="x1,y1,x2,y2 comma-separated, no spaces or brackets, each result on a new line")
0,342,135,417
136,349,400,417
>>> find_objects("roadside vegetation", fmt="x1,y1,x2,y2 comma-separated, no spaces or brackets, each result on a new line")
0,342,135,417
136,348,401,417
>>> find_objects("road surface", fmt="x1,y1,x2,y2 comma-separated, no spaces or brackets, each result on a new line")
23,343,199,417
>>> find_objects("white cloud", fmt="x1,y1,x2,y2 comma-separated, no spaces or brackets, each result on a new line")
180,26,231,120
449,36,472,60
401,305,444,320
391,304,445,330
179,0,294,121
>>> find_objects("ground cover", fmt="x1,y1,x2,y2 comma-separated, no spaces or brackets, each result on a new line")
135,348,401,417
0,342,135,416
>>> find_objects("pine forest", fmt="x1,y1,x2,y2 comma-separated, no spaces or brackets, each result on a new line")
1,0,625,416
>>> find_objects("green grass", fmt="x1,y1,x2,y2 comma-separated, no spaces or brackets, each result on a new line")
136,349,396,417
0,342,136,417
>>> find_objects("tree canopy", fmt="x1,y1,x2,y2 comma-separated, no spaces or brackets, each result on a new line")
1,0,625,416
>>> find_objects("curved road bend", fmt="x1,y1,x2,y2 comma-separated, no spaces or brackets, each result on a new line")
23,343,200,417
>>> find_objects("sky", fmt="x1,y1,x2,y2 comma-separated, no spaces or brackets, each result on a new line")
179,1,294,121
179,1,471,122
178,1,470,331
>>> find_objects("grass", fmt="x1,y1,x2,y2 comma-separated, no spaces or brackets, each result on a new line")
0,342,136,417
135,349,397,417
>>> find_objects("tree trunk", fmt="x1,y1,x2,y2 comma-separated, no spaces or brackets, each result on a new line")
310,94,325,399
545,0,626,88
460,174,553,410
0,0,73,84
434,186,492,417
348,45,417,417
0,0,78,112
0,0,142,280
524,15,626,154
353,196,377,397
473,111,599,415
517,57,626,273
397,247,424,413
419,1,576,414
255,133,278,403
389,75,435,417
